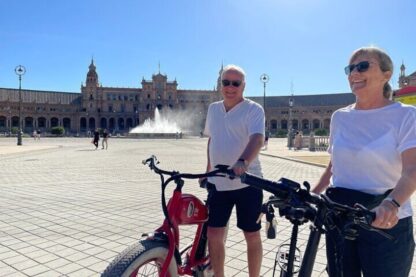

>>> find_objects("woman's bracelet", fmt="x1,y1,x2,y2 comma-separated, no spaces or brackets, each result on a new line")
383,196,400,209
385,196,401,208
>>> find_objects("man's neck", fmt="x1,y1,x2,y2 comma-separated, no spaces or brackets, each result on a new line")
223,98,244,112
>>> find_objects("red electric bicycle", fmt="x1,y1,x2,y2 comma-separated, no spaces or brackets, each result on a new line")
101,155,232,277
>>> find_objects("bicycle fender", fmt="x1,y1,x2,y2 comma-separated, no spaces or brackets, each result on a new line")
141,232,182,266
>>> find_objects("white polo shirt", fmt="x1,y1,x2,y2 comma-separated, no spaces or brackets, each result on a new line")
204,99,265,191
329,102,416,219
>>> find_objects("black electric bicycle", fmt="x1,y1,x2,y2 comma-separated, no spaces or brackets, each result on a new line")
240,172,392,277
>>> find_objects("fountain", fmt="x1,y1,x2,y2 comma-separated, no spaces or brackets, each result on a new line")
129,108,182,138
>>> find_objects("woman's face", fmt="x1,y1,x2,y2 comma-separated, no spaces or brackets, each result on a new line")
347,53,391,98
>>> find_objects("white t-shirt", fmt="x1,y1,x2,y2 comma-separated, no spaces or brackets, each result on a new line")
329,102,416,218
204,99,265,191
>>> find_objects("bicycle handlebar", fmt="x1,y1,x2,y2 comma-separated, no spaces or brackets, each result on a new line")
240,172,392,239
143,156,390,239
143,155,234,181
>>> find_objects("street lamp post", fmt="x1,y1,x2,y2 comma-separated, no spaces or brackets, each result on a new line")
287,97,294,149
260,74,269,134
15,65,26,146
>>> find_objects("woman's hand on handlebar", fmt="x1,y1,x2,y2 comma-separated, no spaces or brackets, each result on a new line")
371,200,399,229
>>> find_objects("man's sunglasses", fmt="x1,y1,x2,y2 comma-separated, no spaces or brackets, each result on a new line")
344,61,372,75
222,79,242,87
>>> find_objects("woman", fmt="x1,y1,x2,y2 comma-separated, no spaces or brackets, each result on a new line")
312,46,416,276
294,131,302,150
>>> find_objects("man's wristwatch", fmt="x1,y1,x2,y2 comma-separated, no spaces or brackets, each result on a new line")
384,196,401,208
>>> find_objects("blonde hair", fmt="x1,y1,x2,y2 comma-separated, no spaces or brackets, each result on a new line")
349,46,393,99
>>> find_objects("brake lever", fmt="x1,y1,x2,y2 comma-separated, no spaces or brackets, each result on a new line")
352,204,394,240
356,222,394,240
142,155,158,166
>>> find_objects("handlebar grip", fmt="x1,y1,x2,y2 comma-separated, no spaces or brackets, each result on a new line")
199,178,208,189
363,210,376,225
352,203,376,223
240,173,291,198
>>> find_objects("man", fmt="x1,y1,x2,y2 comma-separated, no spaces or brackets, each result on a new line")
202,65,265,277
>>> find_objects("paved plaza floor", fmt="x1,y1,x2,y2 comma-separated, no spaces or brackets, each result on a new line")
0,137,415,276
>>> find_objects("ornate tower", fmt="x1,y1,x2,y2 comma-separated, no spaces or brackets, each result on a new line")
399,62,408,88
81,59,101,113
216,63,224,92
86,59,99,88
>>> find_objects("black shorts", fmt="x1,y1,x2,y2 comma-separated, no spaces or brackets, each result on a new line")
207,184,263,232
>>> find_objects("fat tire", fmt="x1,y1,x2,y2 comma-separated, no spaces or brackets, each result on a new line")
101,239,178,277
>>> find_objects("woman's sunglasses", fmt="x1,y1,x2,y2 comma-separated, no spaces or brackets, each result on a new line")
222,79,242,87
344,61,372,75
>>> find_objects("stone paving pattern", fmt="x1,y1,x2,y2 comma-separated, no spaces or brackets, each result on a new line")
0,138,415,276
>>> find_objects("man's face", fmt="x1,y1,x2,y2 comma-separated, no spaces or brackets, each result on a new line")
221,70,245,106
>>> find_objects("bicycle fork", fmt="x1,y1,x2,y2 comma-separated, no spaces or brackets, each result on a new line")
273,222,301,277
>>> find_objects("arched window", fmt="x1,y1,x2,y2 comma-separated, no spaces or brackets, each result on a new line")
281,120,288,130
270,120,277,130
302,119,309,130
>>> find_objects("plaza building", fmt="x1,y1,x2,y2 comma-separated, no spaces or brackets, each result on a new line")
1,61,412,136
0,60,221,135
249,93,354,135
395,63,416,106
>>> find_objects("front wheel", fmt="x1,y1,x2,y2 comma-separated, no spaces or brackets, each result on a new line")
101,240,178,277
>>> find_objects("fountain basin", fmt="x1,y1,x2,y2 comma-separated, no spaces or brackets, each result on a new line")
128,132,182,139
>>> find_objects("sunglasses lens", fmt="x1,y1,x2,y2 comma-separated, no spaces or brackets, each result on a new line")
344,61,370,75
222,80,231,86
344,65,353,75
222,80,242,87
356,61,370,72
232,81,241,87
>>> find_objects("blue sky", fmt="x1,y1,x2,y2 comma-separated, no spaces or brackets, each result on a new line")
1,0,415,97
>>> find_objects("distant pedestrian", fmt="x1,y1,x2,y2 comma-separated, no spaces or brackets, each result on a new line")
92,128,100,150
33,130,37,140
102,129,109,150
294,131,302,150
262,134,269,150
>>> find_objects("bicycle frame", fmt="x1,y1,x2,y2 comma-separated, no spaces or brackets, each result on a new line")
152,184,210,276
142,157,229,277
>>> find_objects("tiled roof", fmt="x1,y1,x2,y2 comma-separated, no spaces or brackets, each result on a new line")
248,93,355,108
0,88,81,105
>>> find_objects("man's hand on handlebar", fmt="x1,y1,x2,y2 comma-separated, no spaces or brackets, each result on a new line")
232,159,248,176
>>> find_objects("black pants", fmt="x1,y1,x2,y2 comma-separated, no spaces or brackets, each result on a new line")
326,216,414,277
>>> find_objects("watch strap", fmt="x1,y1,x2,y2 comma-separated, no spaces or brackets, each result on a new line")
385,196,400,208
